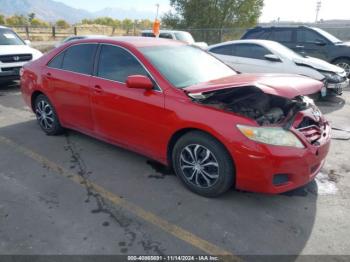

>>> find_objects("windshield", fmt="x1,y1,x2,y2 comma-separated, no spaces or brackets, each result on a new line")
312,27,342,43
140,45,236,88
0,28,25,45
174,32,195,44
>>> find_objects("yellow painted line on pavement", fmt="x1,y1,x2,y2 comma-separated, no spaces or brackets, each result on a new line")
0,135,241,260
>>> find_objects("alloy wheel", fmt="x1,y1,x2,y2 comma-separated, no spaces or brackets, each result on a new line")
35,100,54,130
336,62,350,77
179,144,220,188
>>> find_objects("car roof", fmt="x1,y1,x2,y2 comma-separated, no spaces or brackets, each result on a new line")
249,25,311,30
142,30,189,34
71,35,107,38
208,39,277,49
70,36,186,48
0,25,10,29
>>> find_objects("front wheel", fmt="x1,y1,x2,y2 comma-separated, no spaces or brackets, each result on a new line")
34,94,64,135
334,58,350,78
172,131,235,197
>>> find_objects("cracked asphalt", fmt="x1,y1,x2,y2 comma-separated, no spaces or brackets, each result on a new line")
0,81,349,259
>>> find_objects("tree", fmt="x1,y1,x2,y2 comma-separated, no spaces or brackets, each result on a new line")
81,17,121,28
0,14,5,25
162,0,264,29
122,19,133,33
138,19,153,29
6,15,28,26
30,18,49,27
56,19,70,28
28,12,35,22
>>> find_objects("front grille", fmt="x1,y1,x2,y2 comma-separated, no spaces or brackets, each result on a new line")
0,54,32,63
1,66,21,72
298,124,322,144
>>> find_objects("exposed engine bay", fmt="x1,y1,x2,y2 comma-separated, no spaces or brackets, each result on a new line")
188,86,314,127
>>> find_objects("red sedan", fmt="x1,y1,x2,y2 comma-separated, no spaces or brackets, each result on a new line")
20,37,331,197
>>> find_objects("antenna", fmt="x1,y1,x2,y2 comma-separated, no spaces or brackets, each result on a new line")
315,0,322,23
155,3,160,20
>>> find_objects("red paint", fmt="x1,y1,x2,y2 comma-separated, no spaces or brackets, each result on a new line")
20,37,330,194
126,75,154,90
184,73,323,99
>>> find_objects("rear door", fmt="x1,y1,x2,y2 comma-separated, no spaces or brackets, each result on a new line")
91,44,165,157
269,28,295,50
43,43,97,132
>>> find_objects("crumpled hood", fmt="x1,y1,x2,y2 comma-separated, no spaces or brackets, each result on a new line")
184,74,323,99
294,56,344,74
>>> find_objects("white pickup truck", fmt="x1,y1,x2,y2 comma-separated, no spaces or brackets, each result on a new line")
0,26,42,82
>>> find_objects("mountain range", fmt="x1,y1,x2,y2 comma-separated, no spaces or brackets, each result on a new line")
0,0,156,23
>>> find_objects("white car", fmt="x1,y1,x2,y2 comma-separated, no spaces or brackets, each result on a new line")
208,39,349,96
141,30,208,49
54,35,108,48
0,26,42,82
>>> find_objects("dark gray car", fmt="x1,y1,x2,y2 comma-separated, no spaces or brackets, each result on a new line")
241,26,350,77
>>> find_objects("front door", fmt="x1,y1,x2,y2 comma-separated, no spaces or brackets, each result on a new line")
91,44,166,158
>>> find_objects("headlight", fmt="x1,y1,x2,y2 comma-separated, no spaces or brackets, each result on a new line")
322,72,343,83
237,125,305,148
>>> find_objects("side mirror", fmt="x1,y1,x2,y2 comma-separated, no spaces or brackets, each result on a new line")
264,54,281,62
126,75,154,90
24,40,31,46
314,40,327,46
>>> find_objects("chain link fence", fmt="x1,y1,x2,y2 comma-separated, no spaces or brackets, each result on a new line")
9,24,350,45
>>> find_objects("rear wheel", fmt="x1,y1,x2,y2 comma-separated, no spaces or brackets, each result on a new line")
334,58,350,78
172,131,235,197
34,94,64,135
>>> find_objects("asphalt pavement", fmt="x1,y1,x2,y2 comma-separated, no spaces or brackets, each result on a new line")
0,82,349,260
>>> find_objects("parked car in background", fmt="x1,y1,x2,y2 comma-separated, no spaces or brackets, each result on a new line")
0,26,42,82
21,37,330,197
208,39,349,97
141,30,208,48
241,26,350,77
54,35,108,47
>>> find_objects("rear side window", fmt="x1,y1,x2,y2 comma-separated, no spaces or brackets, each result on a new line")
159,33,173,39
210,45,234,56
243,29,271,39
142,32,155,37
48,52,65,69
270,29,293,43
97,45,148,82
61,44,97,75
232,44,271,60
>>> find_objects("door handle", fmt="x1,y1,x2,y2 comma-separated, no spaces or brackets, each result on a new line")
46,72,52,77
93,85,103,94
296,45,304,48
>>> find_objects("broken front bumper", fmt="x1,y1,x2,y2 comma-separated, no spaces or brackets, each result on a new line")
323,79,350,95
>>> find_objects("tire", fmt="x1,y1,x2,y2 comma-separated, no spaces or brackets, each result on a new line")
172,131,235,197
333,58,350,78
34,94,64,135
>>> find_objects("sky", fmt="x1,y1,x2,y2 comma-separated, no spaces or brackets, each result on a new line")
55,0,350,22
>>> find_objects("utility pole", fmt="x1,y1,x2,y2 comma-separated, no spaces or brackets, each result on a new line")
315,0,322,23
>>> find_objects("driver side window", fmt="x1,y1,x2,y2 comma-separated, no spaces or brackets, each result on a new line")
97,45,148,83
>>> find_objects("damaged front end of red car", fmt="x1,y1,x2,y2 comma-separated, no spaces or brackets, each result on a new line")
184,74,331,193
